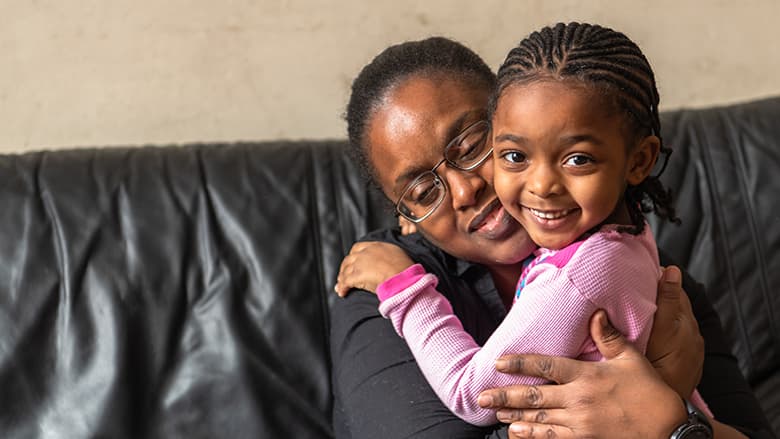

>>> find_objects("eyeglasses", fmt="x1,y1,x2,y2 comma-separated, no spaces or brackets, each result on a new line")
396,120,493,223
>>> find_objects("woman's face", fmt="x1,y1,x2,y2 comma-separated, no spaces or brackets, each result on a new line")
365,74,536,266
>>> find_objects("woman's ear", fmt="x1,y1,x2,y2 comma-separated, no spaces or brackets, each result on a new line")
627,135,661,186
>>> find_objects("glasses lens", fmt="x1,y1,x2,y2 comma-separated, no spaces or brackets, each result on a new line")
397,172,445,222
446,121,491,170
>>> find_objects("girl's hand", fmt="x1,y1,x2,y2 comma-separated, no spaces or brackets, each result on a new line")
399,216,418,235
334,241,415,297
646,265,705,399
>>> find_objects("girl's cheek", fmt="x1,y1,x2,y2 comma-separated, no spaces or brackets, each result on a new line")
493,168,521,206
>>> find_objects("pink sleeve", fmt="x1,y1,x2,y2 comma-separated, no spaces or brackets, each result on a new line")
379,266,596,426
567,229,659,355
378,228,662,426
376,263,428,301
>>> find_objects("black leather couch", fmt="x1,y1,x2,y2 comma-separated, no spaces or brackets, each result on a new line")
0,96,778,438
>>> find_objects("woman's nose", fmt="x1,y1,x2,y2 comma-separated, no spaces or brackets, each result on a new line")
444,168,485,211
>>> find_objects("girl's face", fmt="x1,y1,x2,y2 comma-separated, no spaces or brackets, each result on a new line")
366,74,536,267
492,80,659,250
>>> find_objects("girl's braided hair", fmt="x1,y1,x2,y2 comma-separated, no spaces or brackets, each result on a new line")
491,22,679,231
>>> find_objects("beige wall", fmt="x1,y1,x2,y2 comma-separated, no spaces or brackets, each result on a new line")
2,0,779,152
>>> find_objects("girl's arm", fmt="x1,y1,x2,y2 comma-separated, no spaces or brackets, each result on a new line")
378,234,659,426
334,241,415,297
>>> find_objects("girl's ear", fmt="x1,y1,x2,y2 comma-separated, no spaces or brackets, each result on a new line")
627,135,661,185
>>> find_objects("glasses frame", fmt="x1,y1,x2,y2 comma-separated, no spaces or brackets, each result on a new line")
395,120,493,223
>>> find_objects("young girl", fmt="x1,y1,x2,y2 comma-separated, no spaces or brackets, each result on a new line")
338,22,711,426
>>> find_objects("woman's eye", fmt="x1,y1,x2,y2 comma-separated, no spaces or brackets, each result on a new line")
501,151,526,164
410,182,439,206
564,154,593,166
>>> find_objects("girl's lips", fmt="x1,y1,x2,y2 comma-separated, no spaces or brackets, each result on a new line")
524,206,579,230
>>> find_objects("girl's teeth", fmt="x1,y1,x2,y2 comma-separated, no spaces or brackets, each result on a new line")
530,208,571,219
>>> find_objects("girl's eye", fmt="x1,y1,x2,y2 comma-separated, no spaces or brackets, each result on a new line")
501,151,527,164
564,154,594,167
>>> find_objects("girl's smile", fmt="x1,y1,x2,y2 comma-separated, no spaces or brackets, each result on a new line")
523,205,581,231
492,79,659,250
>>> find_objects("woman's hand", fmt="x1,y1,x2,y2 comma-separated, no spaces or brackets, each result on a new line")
646,265,705,399
478,310,688,438
334,241,415,297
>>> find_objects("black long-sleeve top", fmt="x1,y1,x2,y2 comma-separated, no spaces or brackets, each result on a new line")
330,229,774,438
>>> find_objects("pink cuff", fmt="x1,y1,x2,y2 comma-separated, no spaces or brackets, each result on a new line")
377,263,427,302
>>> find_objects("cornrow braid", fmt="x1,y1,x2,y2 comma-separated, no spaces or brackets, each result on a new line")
345,37,495,189
492,22,679,232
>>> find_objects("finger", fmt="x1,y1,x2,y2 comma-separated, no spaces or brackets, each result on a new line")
589,309,635,360
335,262,358,297
655,266,683,323
508,421,575,439
496,407,570,425
478,384,566,410
398,217,417,235
664,266,695,317
494,354,582,384
659,265,683,301
348,242,367,254
334,279,351,297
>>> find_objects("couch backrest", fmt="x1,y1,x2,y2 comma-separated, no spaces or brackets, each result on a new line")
0,142,391,438
652,97,780,431
0,97,778,438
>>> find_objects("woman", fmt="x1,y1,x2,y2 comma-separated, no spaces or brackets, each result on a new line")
329,36,772,438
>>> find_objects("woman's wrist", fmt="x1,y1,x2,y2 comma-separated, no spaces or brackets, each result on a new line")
657,394,690,439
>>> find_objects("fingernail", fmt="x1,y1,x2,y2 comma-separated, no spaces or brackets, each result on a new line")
496,409,512,422
509,423,524,434
599,311,611,329
664,267,681,284
478,394,493,407
495,358,509,371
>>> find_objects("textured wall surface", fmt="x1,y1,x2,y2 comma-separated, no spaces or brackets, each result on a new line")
2,0,779,151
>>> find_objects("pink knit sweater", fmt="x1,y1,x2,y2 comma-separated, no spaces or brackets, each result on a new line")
377,224,710,426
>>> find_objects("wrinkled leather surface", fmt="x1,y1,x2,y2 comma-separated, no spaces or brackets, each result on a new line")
0,97,777,438
652,97,780,434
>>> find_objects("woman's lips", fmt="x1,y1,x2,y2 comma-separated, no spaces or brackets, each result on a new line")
469,199,517,239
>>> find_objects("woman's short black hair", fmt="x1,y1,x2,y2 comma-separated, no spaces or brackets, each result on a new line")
345,37,496,186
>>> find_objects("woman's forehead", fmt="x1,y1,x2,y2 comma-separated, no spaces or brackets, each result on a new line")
367,76,489,191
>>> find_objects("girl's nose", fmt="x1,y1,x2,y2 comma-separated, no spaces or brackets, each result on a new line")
526,164,561,199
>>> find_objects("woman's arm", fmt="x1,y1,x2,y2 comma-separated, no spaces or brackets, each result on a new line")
330,289,504,438
478,266,773,438
376,235,660,426
483,311,749,439
332,239,773,437
331,232,507,438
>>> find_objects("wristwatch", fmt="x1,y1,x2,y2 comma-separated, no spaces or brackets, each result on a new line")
670,399,713,439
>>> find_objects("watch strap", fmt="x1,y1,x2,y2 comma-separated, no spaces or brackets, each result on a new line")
670,399,713,439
